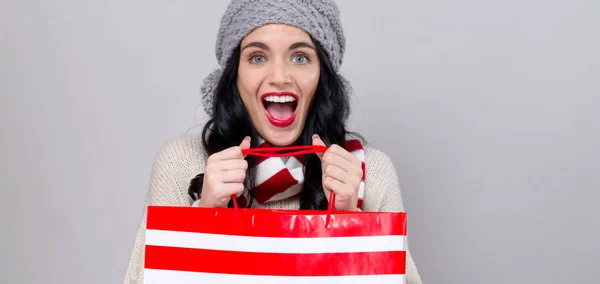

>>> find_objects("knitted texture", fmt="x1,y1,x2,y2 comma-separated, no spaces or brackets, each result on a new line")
122,134,423,284
200,0,347,116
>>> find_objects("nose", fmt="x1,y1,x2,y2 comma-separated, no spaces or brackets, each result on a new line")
267,59,292,88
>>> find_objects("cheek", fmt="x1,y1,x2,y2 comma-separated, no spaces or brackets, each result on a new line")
296,69,320,101
237,67,263,104
310,70,319,82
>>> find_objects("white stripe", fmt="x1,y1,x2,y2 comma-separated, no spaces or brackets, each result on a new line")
145,269,405,284
351,149,365,162
255,158,287,184
288,163,304,182
266,183,302,201
145,229,406,253
285,156,303,171
358,182,365,199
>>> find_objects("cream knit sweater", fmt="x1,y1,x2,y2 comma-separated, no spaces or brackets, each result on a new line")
122,134,423,283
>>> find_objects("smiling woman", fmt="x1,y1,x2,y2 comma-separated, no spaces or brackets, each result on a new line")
122,1,422,283
236,24,321,146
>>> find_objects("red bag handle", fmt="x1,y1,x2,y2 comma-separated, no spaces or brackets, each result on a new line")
241,145,327,157
232,145,337,227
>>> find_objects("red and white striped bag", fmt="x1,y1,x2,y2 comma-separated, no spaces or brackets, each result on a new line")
143,146,408,283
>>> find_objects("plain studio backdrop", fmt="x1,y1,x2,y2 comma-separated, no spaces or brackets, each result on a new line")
1,0,599,283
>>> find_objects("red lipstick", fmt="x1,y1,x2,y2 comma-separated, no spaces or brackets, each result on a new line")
261,92,298,128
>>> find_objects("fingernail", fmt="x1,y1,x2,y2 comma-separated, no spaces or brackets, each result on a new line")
312,134,320,140
244,136,251,142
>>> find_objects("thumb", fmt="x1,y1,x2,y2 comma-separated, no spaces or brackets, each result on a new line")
240,136,251,157
312,134,325,160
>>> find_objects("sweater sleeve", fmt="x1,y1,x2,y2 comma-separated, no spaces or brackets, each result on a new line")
122,140,191,284
365,148,424,284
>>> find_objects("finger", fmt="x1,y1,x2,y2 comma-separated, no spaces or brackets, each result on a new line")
209,136,251,162
206,159,248,173
322,151,353,173
323,164,350,184
215,183,245,207
323,152,363,182
239,136,251,157
219,169,247,183
209,146,244,162
221,183,245,197
323,176,349,196
328,144,360,164
312,134,326,160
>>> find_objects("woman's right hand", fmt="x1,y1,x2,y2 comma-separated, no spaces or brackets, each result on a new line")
196,136,251,208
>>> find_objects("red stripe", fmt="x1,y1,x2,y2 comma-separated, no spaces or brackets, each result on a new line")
361,162,366,180
254,155,268,164
253,169,299,203
345,139,364,153
146,206,406,237
295,153,306,165
253,141,272,164
357,199,363,209
235,195,247,208
145,246,406,276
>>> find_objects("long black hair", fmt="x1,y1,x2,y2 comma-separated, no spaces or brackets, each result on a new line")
188,38,360,210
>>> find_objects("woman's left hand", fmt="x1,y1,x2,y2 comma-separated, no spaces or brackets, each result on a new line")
312,134,363,211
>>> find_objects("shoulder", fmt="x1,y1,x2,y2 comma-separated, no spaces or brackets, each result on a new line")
153,134,208,169
364,146,398,178
362,146,406,212
146,133,208,205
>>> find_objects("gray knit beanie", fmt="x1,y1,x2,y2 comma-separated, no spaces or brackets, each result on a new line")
200,0,348,116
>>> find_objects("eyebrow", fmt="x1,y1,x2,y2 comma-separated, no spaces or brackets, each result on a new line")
289,42,315,50
242,42,269,51
241,41,315,51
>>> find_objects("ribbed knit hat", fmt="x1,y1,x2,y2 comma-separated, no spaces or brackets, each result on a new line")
200,0,348,116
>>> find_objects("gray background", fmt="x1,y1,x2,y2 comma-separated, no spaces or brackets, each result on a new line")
1,0,598,283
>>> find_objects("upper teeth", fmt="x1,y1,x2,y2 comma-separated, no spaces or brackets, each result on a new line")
263,95,296,103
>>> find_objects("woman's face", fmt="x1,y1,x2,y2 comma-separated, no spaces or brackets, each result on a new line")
237,24,320,146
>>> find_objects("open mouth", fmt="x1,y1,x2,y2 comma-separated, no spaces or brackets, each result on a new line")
262,92,298,127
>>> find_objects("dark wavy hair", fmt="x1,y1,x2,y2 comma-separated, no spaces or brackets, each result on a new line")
188,38,362,210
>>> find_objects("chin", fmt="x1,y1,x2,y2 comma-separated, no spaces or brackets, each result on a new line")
259,123,303,146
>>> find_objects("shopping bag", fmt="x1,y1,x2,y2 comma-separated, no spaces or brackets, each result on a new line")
143,145,408,284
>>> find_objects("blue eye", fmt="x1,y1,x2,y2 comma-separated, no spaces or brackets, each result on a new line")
250,55,266,63
292,54,309,64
